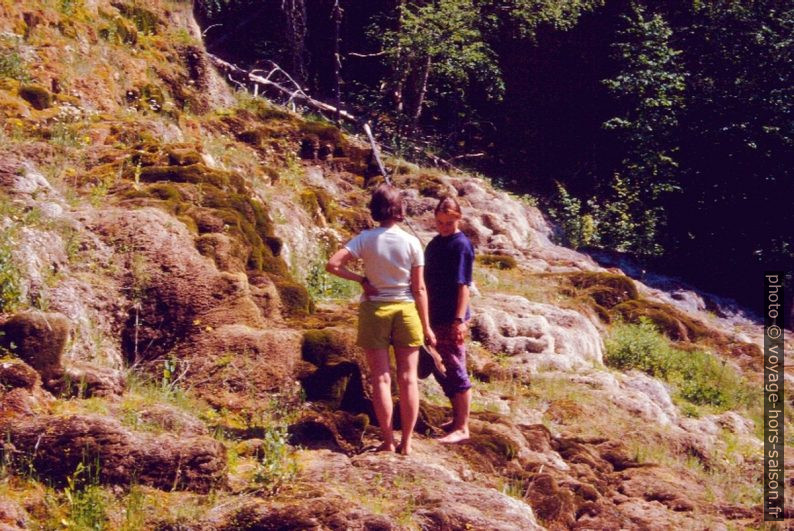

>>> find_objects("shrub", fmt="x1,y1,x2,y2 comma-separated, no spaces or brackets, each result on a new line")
0,50,30,82
0,228,22,313
253,425,298,495
305,257,359,302
477,254,517,270
605,319,755,410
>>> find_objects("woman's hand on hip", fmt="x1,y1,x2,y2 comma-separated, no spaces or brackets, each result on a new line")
361,278,379,297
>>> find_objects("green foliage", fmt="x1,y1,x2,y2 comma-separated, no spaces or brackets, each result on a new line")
0,229,22,314
253,425,298,495
599,4,685,256
548,182,596,249
371,0,504,139
476,254,517,270
0,50,30,82
305,257,360,302
63,459,107,530
605,319,756,410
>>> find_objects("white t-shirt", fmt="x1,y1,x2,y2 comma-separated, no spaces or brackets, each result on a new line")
344,225,424,302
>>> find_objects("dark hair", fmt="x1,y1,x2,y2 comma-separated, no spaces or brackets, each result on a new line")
369,184,405,222
435,196,462,218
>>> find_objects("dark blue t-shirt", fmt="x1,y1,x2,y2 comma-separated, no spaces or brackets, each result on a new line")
424,231,474,326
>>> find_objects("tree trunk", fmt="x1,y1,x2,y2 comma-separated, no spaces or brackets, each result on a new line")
409,54,432,126
332,0,343,124
281,0,308,85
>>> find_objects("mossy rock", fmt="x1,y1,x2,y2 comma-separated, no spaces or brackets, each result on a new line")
336,208,372,234
300,189,335,223
288,411,370,455
467,428,520,464
138,83,165,112
300,361,363,410
167,148,201,166
146,182,183,202
565,272,638,308
99,17,138,45
177,214,198,234
414,173,446,198
302,329,353,367
275,280,315,317
298,120,343,146
612,299,712,342
477,254,518,270
18,84,51,110
312,188,335,222
113,2,161,34
0,311,69,384
138,164,230,189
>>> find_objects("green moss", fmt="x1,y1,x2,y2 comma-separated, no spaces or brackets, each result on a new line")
177,215,198,234
147,183,183,202
612,299,712,342
469,430,519,463
415,173,445,198
298,119,343,146
302,329,350,367
18,84,51,110
564,272,638,308
275,280,315,317
137,83,165,113
335,208,371,233
300,189,334,222
477,254,518,270
261,255,288,276
262,166,280,183
139,164,230,189
237,129,266,146
167,148,201,167
114,3,161,35
99,17,138,45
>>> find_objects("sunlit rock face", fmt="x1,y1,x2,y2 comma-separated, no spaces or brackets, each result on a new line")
470,293,603,373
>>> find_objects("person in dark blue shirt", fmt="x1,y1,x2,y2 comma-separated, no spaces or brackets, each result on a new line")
424,196,474,443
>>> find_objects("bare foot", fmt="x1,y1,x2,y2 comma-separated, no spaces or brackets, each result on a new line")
376,441,396,452
438,429,469,444
396,441,412,456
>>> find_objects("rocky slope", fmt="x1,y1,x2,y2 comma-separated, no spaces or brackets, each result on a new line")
0,1,788,529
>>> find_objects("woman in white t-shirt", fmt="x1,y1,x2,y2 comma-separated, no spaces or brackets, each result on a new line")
326,184,436,455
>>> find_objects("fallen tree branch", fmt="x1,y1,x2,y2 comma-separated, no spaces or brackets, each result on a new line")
208,54,358,124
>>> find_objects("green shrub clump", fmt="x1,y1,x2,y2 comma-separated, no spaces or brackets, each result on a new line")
0,229,22,313
477,254,517,270
254,425,298,495
605,318,755,410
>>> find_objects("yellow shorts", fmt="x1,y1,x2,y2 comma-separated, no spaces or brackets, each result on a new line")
357,301,424,350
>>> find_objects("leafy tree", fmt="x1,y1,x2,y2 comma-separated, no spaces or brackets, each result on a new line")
374,0,503,130
599,4,685,255
671,1,794,273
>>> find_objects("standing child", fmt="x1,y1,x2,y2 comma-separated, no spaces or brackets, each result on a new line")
326,184,436,455
424,196,474,443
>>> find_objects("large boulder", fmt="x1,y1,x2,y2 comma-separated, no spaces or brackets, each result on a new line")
470,294,603,373
0,311,69,385
2,414,226,493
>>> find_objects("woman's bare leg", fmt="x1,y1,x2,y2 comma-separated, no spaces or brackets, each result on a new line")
365,348,395,451
394,346,420,455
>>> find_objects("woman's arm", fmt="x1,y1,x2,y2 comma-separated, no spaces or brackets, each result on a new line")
326,248,377,296
411,265,436,346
